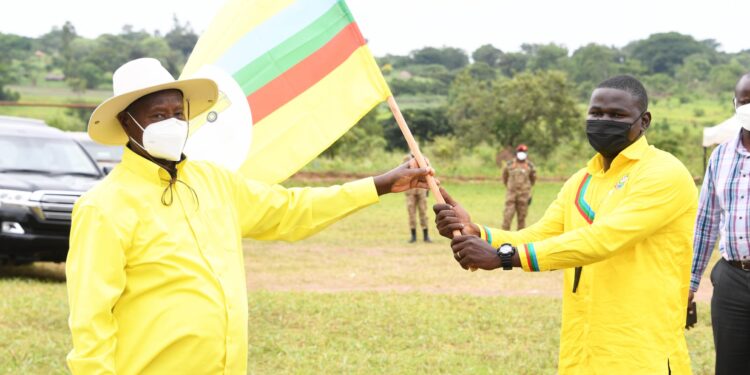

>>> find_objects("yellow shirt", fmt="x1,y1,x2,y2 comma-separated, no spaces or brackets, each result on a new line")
66,148,379,375
478,137,697,374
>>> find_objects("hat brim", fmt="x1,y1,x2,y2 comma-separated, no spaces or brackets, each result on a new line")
88,78,219,145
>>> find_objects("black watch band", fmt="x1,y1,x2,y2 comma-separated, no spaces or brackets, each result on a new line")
497,243,516,270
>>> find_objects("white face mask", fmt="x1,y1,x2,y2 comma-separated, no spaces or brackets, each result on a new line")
127,113,188,161
517,151,527,161
736,104,750,132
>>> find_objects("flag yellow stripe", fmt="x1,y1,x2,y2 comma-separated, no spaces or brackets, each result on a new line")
181,0,295,77
239,45,390,183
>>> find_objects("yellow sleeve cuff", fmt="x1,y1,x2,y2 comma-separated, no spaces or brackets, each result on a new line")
475,223,504,248
518,243,542,272
347,177,380,206
476,223,497,246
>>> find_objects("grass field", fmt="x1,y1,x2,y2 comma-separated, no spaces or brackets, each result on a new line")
0,181,718,374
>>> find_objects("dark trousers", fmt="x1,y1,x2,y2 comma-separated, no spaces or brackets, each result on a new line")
711,258,750,375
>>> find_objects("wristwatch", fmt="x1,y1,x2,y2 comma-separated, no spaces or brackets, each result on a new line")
497,243,516,270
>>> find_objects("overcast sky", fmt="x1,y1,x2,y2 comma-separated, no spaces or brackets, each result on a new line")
3,0,749,56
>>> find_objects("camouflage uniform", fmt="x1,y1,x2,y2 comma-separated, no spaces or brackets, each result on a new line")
406,188,429,230
403,155,431,242
502,159,536,230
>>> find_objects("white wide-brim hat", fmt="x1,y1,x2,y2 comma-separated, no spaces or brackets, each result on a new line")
88,58,218,145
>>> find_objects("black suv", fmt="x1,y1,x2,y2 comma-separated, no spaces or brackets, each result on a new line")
0,116,103,264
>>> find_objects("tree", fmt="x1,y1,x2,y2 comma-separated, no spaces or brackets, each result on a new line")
472,44,503,67
568,44,643,98
447,70,581,157
493,71,581,156
377,54,412,69
675,54,713,91
382,107,453,150
0,33,33,99
708,59,746,94
165,15,198,58
627,32,714,76
411,47,469,70
323,107,386,158
468,62,496,82
446,70,496,145
165,15,199,75
497,52,528,77
522,43,570,72
60,21,78,77
569,44,620,85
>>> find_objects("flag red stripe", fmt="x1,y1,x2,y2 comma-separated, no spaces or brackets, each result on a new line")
247,22,366,124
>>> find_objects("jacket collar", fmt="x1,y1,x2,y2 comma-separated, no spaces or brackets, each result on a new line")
120,146,188,184
587,136,649,174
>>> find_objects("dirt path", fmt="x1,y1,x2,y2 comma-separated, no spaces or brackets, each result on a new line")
244,243,715,302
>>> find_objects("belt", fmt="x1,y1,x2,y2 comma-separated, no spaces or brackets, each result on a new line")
727,259,750,271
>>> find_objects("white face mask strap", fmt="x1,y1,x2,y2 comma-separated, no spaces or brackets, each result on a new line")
125,112,148,151
126,112,147,132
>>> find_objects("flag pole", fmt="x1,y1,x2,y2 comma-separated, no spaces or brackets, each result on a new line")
387,96,476,270
386,97,445,203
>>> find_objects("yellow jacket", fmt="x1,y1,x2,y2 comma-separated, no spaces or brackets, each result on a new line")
66,148,379,375
479,137,697,374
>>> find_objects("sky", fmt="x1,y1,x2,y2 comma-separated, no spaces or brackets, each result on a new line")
2,0,749,57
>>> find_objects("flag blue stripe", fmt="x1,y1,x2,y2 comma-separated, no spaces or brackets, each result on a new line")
215,0,341,73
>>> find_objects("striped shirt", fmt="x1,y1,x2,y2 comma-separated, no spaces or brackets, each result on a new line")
692,130,750,291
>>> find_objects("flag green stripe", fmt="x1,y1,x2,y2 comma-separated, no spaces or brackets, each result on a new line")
233,3,354,96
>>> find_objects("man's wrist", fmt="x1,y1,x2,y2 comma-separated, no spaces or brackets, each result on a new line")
373,174,389,196
511,252,521,268
465,223,481,236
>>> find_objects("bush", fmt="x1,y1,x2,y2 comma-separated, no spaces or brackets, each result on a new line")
46,113,85,131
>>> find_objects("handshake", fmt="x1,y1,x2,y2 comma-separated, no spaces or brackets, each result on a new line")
432,188,519,271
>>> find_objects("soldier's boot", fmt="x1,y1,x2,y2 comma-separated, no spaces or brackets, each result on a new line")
423,228,432,243
409,229,417,243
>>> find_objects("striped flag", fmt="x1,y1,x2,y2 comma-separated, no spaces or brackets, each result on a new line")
181,0,391,183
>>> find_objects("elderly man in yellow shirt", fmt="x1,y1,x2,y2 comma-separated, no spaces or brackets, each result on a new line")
65,58,434,375
434,75,697,374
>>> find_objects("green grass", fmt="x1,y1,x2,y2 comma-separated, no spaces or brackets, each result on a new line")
0,180,718,374
650,96,734,129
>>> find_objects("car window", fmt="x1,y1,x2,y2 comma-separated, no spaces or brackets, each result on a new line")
0,135,101,175
79,140,124,162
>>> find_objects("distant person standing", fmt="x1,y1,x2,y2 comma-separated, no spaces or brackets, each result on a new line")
690,73,750,375
502,144,536,230
405,155,431,243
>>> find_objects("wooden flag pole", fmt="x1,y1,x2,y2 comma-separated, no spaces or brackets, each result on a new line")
387,96,478,271
386,97,445,204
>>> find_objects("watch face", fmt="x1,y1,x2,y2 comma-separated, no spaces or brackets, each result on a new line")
499,244,514,255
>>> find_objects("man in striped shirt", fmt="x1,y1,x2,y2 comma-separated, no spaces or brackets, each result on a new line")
690,73,750,375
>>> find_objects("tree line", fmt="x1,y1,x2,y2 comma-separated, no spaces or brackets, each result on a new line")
0,17,197,97
0,24,746,174
339,32,747,163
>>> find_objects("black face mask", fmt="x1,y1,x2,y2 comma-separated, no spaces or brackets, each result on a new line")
586,113,644,159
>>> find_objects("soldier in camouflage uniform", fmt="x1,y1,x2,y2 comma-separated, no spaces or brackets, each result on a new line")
502,144,536,230
404,155,431,243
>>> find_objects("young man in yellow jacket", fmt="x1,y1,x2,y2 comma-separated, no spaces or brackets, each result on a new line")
65,58,434,375
434,75,697,374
